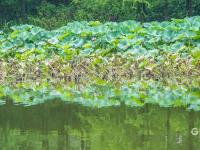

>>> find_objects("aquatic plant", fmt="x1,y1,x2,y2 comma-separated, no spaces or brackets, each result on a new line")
0,17,200,110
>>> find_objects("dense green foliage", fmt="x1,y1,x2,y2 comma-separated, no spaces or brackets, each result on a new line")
1,0,200,29
0,17,200,109
1,16,200,59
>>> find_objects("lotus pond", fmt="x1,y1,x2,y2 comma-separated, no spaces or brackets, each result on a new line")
0,16,199,109
0,17,200,149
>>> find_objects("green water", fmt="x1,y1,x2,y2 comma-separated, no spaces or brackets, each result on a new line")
0,101,200,150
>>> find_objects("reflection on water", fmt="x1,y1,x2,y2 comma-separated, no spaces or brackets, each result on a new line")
0,100,200,150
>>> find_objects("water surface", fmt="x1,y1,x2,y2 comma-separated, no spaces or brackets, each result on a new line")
0,101,200,150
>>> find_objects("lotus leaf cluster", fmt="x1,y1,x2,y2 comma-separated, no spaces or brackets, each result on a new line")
0,17,200,110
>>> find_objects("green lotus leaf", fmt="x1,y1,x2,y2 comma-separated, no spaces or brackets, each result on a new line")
191,48,200,59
